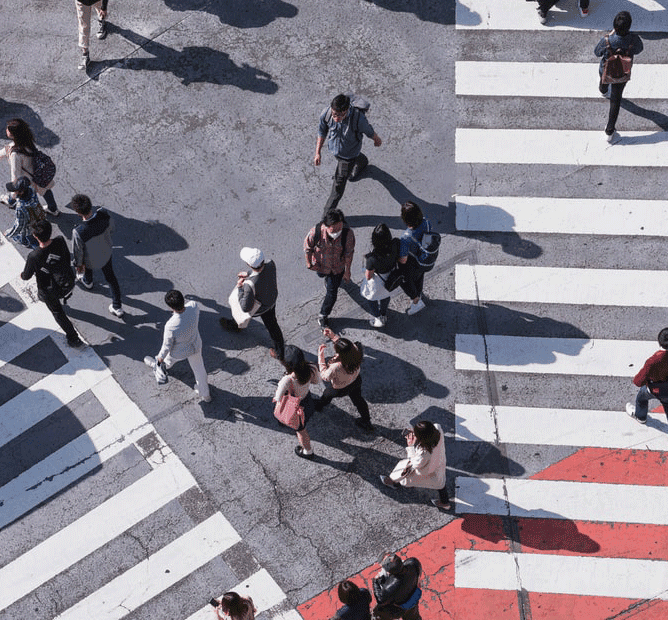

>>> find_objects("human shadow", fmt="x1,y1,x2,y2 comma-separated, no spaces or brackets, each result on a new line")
163,0,298,28
103,24,278,93
0,99,60,148
621,99,668,131
363,0,455,25
613,130,668,146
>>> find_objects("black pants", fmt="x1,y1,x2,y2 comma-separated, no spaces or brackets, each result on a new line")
598,79,627,134
323,154,365,216
40,291,79,342
43,189,58,214
538,0,588,11
84,257,122,308
315,374,371,426
258,306,284,360
318,270,344,318
399,256,427,300
438,485,450,504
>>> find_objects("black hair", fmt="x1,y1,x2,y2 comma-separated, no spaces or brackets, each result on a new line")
281,345,314,385
401,201,423,229
323,208,345,226
371,223,393,254
6,118,36,155
412,420,441,454
218,592,252,617
71,194,93,216
658,328,668,350
337,580,362,605
164,289,185,311
333,338,363,374
613,11,632,36
31,219,52,243
331,94,350,113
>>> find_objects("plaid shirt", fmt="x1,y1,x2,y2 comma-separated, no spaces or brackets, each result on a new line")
6,191,39,247
304,224,355,275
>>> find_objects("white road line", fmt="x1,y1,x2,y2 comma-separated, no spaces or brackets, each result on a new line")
455,550,668,600
455,334,657,376
0,345,111,447
456,0,667,31
456,128,668,166
455,477,668,525
54,512,242,620
456,62,668,99
455,196,668,236
456,264,668,307
455,403,668,450
0,237,28,289
0,302,58,369
185,569,288,620
0,452,196,611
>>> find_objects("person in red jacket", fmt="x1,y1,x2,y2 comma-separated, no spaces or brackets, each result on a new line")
626,328,668,424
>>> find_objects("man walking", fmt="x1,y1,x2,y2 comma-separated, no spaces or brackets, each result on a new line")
304,209,355,328
75,0,109,69
314,93,382,216
71,194,124,318
372,553,422,620
219,247,285,361
21,220,83,348
626,328,668,424
145,289,211,402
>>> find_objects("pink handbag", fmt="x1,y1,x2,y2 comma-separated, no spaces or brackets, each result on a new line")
273,391,304,430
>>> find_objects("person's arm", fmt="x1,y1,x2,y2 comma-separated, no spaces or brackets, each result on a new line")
594,36,607,58
314,111,329,165
631,34,644,56
342,229,355,281
238,281,256,313
274,374,291,402
314,135,326,166
71,229,86,272
20,255,35,281
304,227,316,269
633,352,661,387
157,323,174,364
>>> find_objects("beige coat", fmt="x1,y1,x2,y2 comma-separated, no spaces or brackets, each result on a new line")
1,143,55,197
389,423,446,490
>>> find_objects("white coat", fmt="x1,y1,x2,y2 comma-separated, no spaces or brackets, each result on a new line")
389,423,446,490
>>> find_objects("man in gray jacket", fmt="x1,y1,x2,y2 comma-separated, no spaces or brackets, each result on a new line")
71,194,124,317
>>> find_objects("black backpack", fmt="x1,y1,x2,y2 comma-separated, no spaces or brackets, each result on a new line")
403,221,441,272
22,150,56,188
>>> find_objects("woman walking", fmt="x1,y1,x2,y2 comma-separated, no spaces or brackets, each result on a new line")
361,223,399,328
212,591,256,620
274,345,320,460
0,118,59,215
314,327,373,433
380,420,449,509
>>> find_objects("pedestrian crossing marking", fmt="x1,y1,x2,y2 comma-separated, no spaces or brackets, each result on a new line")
456,62,668,98
456,128,668,166
455,404,668,450
455,334,657,376
0,303,55,370
455,196,668,236
455,549,668,600
456,477,668,525
0,236,28,289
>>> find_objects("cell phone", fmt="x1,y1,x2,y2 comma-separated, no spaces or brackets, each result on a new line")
209,598,219,607
402,428,413,437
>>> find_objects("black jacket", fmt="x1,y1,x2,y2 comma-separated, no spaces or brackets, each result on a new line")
372,558,421,608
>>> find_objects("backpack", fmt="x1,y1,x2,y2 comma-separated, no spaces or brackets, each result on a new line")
404,221,441,272
51,266,75,302
601,36,633,84
309,220,350,260
325,93,371,140
22,150,56,188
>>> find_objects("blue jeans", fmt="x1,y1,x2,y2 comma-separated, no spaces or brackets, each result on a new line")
318,270,344,318
634,384,668,421
366,297,390,318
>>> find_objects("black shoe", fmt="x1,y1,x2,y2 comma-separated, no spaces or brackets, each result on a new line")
96,19,108,40
67,337,85,348
355,419,375,433
349,153,368,181
317,315,329,329
295,446,315,460
219,317,240,332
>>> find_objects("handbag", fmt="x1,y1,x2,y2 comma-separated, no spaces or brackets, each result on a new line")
228,277,261,329
360,272,391,301
273,388,304,430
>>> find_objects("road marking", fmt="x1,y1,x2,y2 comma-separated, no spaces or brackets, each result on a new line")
455,334,657,376
455,549,668,600
0,452,195,611
456,61,668,98
455,195,668,236
455,404,668,450
0,237,28,289
456,264,668,307
456,477,668,525
456,128,668,166
54,512,241,620
0,303,57,370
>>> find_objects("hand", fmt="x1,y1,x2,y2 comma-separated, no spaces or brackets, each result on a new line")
314,152,321,166
318,343,327,355
76,265,85,274
156,357,163,365
343,268,351,282
98,9,107,19
373,135,382,147
406,431,416,446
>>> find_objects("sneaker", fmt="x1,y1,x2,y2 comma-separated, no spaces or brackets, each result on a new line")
606,130,619,144
0,194,15,206
355,418,375,433
317,315,329,329
370,316,385,328
601,88,611,99
78,51,90,70
626,402,647,424
199,393,212,403
108,304,125,318
537,9,548,25
406,298,426,315
219,317,240,332
76,273,93,289
380,475,399,489
431,499,452,510
43,204,60,216
67,337,85,348
143,356,157,370
579,7,589,17
96,18,108,40
294,446,315,460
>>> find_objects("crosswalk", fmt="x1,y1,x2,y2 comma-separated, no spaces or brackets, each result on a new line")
454,0,668,616
0,238,299,620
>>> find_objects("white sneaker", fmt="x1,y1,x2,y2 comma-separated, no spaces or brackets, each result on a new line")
109,304,125,318
579,7,589,18
143,356,157,370
606,130,620,144
199,393,212,403
406,298,426,315
78,52,90,70
42,204,60,216
370,316,384,328
76,272,93,289
626,402,646,424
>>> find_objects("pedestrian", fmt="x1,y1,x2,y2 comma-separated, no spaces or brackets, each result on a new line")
70,194,124,318
219,247,285,360
314,93,382,216
626,328,668,424
361,223,400,328
380,420,449,510
20,220,82,348
3,177,41,249
537,0,589,25
594,11,644,142
331,580,372,620
144,289,211,402
0,118,59,215
314,327,373,433
273,345,321,460
397,201,435,315
212,591,256,620
75,0,109,70
371,553,422,620
304,208,355,328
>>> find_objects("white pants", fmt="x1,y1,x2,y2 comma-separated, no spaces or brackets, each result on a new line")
76,0,104,51
164,351,210,400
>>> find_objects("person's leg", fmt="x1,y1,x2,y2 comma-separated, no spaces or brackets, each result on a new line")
313,384,341,411
94,0,107,40
42,189,59,214
633,385,652,422
101,257,122,309
259,306,285,360
320,270,344,318
579,0,589,9
598,75,609,96
296,429,312,452
75,0,91,53
42,293,79,343
379,296,391,317
187,351,210,400
346,375,372,428
606,82,627,134
82,267,94,287
323,158,353,216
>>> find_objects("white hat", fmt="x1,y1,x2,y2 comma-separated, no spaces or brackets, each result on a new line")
240,247,264,268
